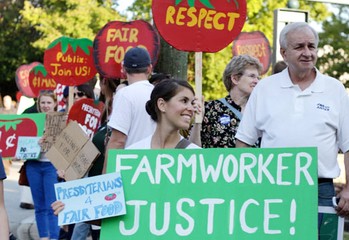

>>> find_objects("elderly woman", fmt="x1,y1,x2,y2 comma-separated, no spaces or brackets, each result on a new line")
195,54,262,148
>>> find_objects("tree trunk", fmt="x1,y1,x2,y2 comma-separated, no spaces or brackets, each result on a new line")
153,36,188,80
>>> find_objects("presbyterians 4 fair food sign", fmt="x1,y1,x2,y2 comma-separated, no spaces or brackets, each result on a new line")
101,147,318,239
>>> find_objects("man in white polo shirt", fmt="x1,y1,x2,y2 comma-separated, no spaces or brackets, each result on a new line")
236,22,349,220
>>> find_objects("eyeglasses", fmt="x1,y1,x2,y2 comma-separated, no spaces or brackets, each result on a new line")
74,91,85,98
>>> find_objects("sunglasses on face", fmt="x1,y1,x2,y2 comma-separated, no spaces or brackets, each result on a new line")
74,91,85,98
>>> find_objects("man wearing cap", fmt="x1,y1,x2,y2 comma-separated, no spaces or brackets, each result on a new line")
106,47,156,151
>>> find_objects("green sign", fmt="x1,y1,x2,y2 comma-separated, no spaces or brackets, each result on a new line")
101,147,318,239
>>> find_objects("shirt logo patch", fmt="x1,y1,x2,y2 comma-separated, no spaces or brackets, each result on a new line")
219,114,231,125
316,103,330,111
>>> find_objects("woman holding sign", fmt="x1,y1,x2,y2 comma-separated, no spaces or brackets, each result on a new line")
128,79,200,149
26,90,60,240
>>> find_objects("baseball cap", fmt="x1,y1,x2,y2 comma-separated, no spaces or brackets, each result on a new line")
123,47,151,69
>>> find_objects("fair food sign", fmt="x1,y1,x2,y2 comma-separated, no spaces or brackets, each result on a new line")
152,0,247,52
101,147,318,239
55,172,126,225
93,20,160,79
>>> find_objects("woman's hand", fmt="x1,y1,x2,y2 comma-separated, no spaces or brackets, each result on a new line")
51,200,65,216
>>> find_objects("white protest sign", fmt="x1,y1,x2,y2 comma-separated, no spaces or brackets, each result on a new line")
15,136,41,159
54,172,126,225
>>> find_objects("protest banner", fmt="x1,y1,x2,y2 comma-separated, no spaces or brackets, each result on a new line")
101,147,318,239
46,121,100,181
15,136,41,160
0,113,46,157
15,62,41,98
67,99,105,139
41,112,68,152
232,31,272,74
93,20,160,79
28,63,57,97
55,172,126,225
56,83,67,112
44,36,97,86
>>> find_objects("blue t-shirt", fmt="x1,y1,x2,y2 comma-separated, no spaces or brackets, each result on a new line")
0,156,6,180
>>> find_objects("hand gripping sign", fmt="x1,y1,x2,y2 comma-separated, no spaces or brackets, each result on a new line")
152,0,247,53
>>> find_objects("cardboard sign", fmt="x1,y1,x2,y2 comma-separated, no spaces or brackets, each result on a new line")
93,20,160,79
15,62,41,98
44,36,97,86
41,112,68,152
67,99,105,139
46,121,100,181
28,63,57,97
152,0,247,52
318,206,344,239
15,136,41,159
55,172,126,225
101,147,318,239
0,113,46,157
232,31,272,74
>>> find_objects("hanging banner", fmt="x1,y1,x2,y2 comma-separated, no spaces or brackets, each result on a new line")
101,147,318,239
28,64,57,97
232,31,272,74
152,0,247,52
15,62,41,98
93,20,160,79
0,113,46,157
44,36,97,86
67,99,105,139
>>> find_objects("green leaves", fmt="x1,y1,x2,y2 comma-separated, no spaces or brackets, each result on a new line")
0,120,23,131
47,36,93,55
175,0,214,9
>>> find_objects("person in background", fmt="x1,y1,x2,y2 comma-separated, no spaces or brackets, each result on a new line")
235,22,349,233
73,84,95,102
0,95,17,114
26,90,60,240
128,79,200,149
0,154,10,239
104,47,156,173
192,55,262,148
272,60,287,74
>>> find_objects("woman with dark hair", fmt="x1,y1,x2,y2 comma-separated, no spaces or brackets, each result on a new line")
128,79,200,149
74,84,95,101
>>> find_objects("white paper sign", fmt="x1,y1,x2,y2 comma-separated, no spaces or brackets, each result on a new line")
54,172,126,225
15,136,41,159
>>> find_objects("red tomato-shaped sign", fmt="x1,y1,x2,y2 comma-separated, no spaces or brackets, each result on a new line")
29,64,57,97
0,118,38,157
55,84,67,112
15,62,41,98
67,99,105,139
232,31,272,75
93,20,160,79
152,0,247,53
44,37,97,86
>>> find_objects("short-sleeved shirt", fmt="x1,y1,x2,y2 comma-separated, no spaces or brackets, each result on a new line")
201,95,241,148
236,68,349,178
127,135,201,149
0,156,6,180
108,80,156,148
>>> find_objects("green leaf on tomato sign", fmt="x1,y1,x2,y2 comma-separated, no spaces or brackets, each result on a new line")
47,36,93,55
33,64,48,77
176,0,214,9
0,120,22,131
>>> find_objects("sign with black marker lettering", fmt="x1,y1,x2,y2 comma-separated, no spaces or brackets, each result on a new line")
101,147,317,239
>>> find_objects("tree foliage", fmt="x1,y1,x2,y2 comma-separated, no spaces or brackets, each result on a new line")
317,5,349,86
0,0,125,98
